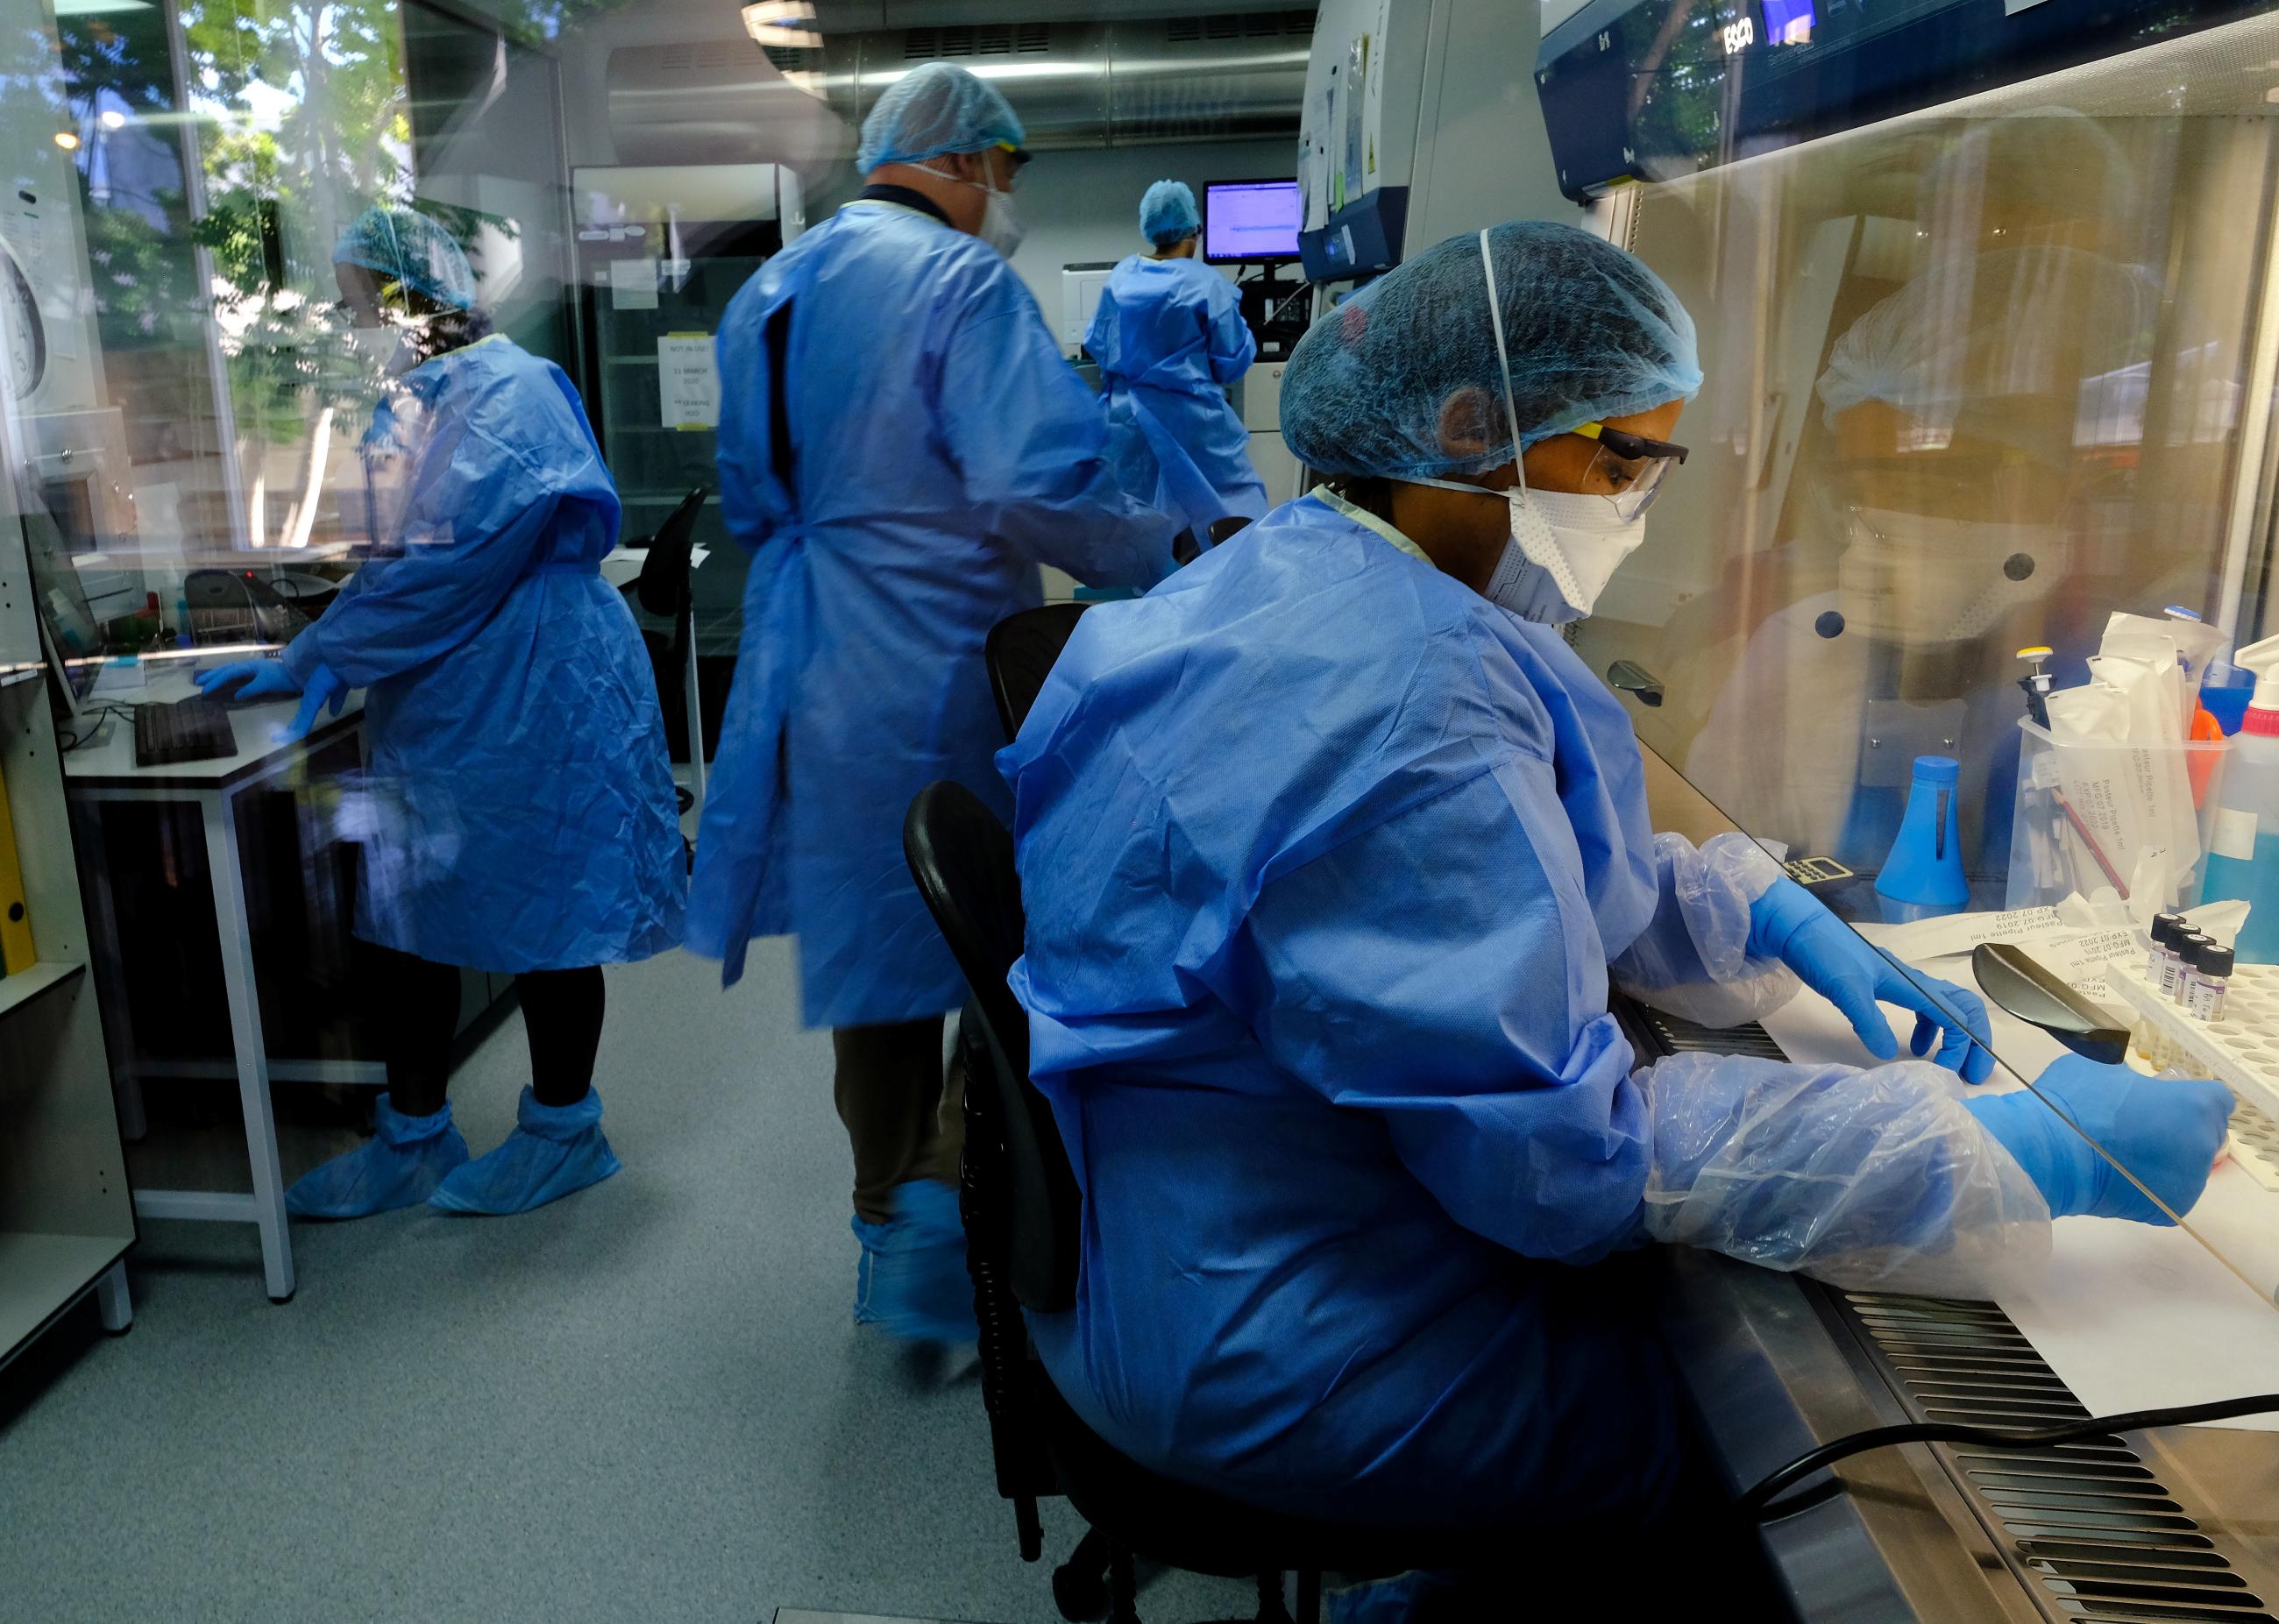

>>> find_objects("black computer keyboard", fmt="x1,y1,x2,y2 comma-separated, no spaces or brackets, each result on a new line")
133,696,238,767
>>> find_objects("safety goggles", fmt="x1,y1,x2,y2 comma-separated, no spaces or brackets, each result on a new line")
1571,422,1690,521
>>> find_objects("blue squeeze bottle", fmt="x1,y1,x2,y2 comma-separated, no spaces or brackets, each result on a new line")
2202,634,2279,962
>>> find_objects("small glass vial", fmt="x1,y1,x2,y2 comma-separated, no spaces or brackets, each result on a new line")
2173,933,2211,1003
2189,944,2234,1023
2149,912,2184,991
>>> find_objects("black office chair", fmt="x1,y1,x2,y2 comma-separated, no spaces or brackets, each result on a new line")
984,517,1253,743
985,603,1090,742
633,486,707,814
904,782,1508,1624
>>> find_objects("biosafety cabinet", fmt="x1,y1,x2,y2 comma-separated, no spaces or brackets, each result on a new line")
1521,1,2279,1616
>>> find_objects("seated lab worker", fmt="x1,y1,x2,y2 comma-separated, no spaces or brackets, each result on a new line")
1001,221,2234,1536
1088,180,1268,538
689,64,1176,1344
200,206,687,1219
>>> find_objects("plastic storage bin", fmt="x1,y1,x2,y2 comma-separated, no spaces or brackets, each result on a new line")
2006,719,2231,913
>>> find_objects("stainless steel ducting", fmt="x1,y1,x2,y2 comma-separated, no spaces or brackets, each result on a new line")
606,10,1314,168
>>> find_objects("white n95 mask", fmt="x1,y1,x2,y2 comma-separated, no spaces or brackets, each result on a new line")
919,160,1026,259
1487,488,1648,624
976,187,1026,259
1402,229,1653,624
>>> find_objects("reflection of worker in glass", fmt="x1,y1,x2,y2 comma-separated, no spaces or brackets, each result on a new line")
198,206,687,1218
689,65,1174,1345
1003,220,2233,1555
1087,180,1267,537
1686,111,2169,873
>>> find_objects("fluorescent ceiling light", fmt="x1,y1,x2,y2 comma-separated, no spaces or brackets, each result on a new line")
51,0,153,14
743,1,820,49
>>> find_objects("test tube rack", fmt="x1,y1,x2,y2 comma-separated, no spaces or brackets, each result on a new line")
2110,962,2279,1194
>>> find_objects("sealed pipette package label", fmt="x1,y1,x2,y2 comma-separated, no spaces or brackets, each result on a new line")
2212,805,2257,862
1863,906,2135,1003
2035,925,2140,1003
1869,905,2065,961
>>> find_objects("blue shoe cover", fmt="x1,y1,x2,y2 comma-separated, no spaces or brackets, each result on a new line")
286,1094,468,1219
1328,1571,1462,1624
428,1086,621,1216
851,1179,977,1344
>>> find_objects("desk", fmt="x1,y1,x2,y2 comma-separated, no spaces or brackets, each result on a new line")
64,669,367,1302
600,543,708,819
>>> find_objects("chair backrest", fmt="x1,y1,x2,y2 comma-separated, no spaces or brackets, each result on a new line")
1206,514,1253,548
635,486,707,620
903,781,1082,1313
985,603,1089,743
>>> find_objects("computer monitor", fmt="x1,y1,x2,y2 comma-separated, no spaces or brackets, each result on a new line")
20,502,103,713
1204,179,1302,264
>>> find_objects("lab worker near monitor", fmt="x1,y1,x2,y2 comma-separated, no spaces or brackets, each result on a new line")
1087,180,1268,538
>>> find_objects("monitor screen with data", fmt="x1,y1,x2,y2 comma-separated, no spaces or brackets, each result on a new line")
1204,180,1301,263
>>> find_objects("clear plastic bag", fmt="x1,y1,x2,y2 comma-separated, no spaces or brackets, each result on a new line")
1638,1052,2052,1295
1614,832,1802,1029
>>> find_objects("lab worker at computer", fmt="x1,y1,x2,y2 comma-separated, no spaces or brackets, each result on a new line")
1000,221,2233,1544
197,207,687,1219
1086,180,1268,539
688,63,1175,1344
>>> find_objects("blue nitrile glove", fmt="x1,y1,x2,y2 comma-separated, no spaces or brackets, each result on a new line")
195,658,301,703
1747,876,1995,1081
1964,1057,2233,1223
279,662,348,744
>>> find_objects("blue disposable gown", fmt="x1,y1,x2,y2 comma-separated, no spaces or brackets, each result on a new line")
1088,255,1267,536
1001,495,2048,1529
692,201,1177,1025
282,336,685,973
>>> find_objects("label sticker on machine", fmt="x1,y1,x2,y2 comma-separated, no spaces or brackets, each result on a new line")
2212,805,2258,862
611,256,659,310
657,334,719,431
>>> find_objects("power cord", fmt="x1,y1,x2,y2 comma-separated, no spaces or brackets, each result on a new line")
58,703,138,753
1743,1392,2279,1520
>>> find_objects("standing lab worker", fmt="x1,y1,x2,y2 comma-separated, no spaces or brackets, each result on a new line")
199,207,686,1218
1002,222,2233,1540
1087,180,1267,538
691,64,1175,1342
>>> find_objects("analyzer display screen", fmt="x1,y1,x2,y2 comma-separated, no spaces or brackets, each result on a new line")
1204,180,1301,263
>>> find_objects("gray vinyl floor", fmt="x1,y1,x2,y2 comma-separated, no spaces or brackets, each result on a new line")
0,940,1250,1624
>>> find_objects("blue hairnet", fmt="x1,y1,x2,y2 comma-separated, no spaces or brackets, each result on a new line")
1140,180,1200,246
856,61,1026,173
1815,245,2162,465
334,205,475,311
1282,220,1701,480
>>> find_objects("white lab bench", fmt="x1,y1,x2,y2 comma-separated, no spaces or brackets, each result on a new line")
1660,924,2279,1620
63,667,368,1302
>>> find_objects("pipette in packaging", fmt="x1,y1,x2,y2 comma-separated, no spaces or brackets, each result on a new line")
2017,645,2055,727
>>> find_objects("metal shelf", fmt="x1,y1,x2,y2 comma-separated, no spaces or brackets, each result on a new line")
0,961,85,1021
0,1232,126,1358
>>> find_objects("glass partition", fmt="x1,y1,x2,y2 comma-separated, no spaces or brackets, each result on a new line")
0,0,803,1216
1600,13,2279,1321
